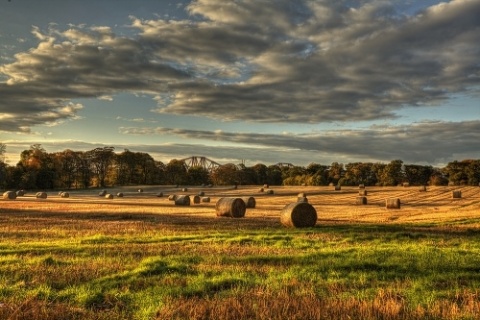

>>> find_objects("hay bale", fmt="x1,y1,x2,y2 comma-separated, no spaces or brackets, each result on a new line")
3,191,16,200
174,195,190,206
452,190,462,199
138,188,143,193
297,192,307,198
215,197,246,218
266,189,274,195
334,185,341,191
36,192,47,199
297,197,308,203
356,196,367,205
403,182,410,187
60,192,69,198
193,195,201,204
168,194,177,201
242,196,256,208
358,184,365,189
359,190,367,196
99,190,107,196
182,188,188,192
386,198,401,209
198,191,205,196
419,186,427,192
16,190,25,197
105,193,114,199
117,192,124,197
156,192,163,197
201,197,210,203
259,187,264,192
263,184,269,188
280,202,317,228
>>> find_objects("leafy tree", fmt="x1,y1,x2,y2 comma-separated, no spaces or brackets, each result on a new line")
404,164,434,186
87,147,115,187
443,160,469,186
328,162,344,185
251,163,268,185
210,163,238,185
165,159,188,185
266,165,283,186
187,166,210,185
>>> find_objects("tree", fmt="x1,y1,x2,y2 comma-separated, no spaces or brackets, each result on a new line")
165,159,188,185
210,163,238,185
87,147,115,187
328,162,343,185
404,164,434,186
187,166,210,185
378,160,404,186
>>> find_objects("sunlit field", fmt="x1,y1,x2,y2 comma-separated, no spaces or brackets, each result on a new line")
1,185,480,319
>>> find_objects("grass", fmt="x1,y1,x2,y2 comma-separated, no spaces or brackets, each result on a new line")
1,185,480,319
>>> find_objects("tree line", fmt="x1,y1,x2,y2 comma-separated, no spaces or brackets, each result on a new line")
0,143,479,190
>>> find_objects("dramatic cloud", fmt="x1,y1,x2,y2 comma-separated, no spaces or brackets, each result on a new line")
119,120,480,164
1,0,479,132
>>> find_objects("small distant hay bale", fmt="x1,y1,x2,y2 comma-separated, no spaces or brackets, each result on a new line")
36,192,47,199
386,198,401,209
358,184,365,189
263,184,269,188
329,182,334,187
298,192,307,198
201,197,210,203
99,190,107,196
58,191,63,196
266,189,274,195
233,185,238,190
215,197,246,218
242,196,256,208
297,196,308,203
138,188,143,193
452,190,462,199
193,195,201,204
168,194,177,201
156,192,163,197
419,186,427,192
280,202,317,228
403,182,410,187
16,190,25,197
3,191,16,200
356,196,367,205
334,185,341,191
117,192,124,197
60,192,69,198
182,188,188,192
174,195,190,206
105,193,114,199
198,191,205,196
359,190,367,196
259,187,264,192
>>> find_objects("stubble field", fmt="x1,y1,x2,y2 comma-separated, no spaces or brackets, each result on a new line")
1,185,480,319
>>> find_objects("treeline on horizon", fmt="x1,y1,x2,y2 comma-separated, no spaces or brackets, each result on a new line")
0,144,479,190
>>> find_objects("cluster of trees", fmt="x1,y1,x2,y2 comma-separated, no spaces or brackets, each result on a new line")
0,143,479,190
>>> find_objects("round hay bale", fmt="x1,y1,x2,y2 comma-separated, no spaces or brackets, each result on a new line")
174,195,190,206
356,196,367,205
201,197,210,203
99,190,107,196
182,188,188,192
168,194,177,201
386,198,401,209
280,202,317,228
419,186,427,192
3,191,16,200
242,196,256,208
359,190,367,196
263,184,269,188
36,192,47,199
58,191,64,196
215,197,246,218
105,193,114,199
60,192,69,198
358,184,365,189
117,192,124,197
138,188,143,193
259,187,264,192
297,192,307,198
334,185,341,191
452,190,462,199
297,196,308,203
16,190,25,197
266,189,274,195
403,182,410,187
193,195,201,204
198,191,205,196
156,192,163,197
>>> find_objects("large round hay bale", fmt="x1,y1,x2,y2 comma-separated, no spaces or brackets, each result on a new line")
174,195,190,206
105,193,114,199
117,192,124,197
356,196,367,205
359,190,367,196
215,197,246,218
452,190,462,199
60,192,69,198
3,191,16,200
201,197,210,203
242,196,256,208
193,195,201,204
168,194,177,201
16,190,25,197
99,190,107,196
280,202,317,228
297,196,308,203
36,192,47,199
386,198,401,209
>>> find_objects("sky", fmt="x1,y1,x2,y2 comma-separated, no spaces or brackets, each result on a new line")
0,0,479,168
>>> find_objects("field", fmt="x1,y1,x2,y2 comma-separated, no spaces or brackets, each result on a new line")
1,185,480,320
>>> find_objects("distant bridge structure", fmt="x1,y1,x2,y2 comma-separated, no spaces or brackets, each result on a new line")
179,156,222,172
275,162,295,168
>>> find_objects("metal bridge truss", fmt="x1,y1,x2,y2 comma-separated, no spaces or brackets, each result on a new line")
180,156,222,172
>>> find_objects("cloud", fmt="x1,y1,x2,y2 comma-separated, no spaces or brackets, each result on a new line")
119,120,480,165
0,0,479,132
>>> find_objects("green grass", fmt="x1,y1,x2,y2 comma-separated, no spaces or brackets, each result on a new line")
2,212,480,319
